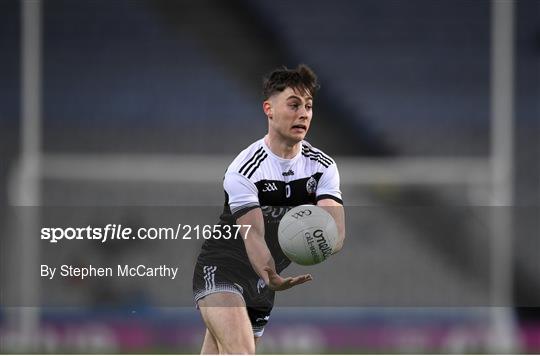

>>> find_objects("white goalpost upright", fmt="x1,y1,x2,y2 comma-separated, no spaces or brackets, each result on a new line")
488,0,518,352
13,0,43,342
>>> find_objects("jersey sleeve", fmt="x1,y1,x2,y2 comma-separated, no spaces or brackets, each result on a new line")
223,171,260,219
316,163,343,204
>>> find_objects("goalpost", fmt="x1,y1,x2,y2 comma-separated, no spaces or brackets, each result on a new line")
488,0,517,351
10,0,43,344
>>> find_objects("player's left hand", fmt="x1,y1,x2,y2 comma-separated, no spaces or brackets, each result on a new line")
263,266,312,291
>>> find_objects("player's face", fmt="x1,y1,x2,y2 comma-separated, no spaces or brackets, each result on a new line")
265,87,313,144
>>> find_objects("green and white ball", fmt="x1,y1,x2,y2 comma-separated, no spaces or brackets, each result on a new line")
278,205,338,266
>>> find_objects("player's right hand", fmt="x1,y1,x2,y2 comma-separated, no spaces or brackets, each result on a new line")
263,266,312,291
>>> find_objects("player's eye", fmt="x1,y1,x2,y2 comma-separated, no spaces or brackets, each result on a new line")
306,105,313,110
289,103,300,110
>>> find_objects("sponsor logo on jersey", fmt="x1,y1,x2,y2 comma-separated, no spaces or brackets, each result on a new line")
306,177,317,194
282,169,295,176
261,206,289,218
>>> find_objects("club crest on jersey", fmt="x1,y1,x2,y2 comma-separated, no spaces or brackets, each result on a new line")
306,177,317,194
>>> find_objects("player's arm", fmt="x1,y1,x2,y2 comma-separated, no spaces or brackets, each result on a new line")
317,199,346,254
237,208,312,291
237,209,274,282
316,161,345,254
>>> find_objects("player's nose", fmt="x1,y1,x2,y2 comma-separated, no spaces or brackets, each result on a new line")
297,106,309,119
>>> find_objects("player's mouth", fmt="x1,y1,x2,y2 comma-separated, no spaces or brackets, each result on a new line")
291,124,307,132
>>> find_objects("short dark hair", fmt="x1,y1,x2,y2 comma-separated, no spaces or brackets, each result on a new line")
263,64,320,100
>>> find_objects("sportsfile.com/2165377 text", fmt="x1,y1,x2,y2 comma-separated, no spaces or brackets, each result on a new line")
40,224,251,244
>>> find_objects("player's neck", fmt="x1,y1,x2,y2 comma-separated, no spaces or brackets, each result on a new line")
264,134,301,159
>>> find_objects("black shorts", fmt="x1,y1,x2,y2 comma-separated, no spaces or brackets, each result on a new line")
193,259,275,337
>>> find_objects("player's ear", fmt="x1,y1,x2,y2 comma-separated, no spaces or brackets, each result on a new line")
263,100,273,119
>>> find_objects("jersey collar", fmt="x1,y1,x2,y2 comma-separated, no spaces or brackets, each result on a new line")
261,136,303,163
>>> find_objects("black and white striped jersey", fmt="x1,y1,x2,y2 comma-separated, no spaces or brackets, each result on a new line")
198,137,342,272
224,137,342,217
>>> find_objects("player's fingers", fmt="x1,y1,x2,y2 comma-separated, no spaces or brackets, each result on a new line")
289,274,312,286
270,278,291,291
280,279,295,291
296,273,312,281
280,276,293,286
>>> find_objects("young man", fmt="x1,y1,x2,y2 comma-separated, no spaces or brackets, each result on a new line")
192,64,346,354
